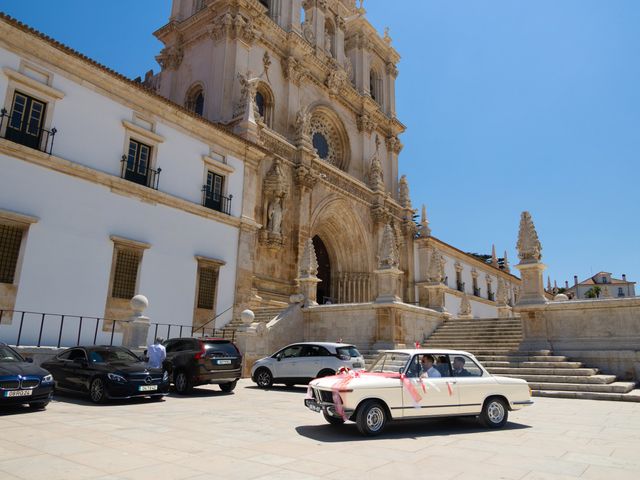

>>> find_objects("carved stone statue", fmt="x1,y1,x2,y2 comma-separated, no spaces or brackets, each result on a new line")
497,277,509,306
378,224,399,270
368,136,384,191
267,197,283,235
235,72,259,119
398,175,411,209
459,293,472,317
324,29,332,55
294,108,312,142
426,248,445,283
516,211,542,264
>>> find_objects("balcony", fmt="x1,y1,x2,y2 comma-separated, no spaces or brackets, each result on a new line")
487,292,495,302
0,108,57,154
456,281,465,293
201,186,232,215
473,287,481,297
120,156,161,190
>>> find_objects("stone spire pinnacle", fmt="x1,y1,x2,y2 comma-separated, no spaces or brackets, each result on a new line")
491,244,499,268
298,238,318,278
516,211,542,264
378,224,399,270
547,276,552,292
398,175,411,209
368,135,384,191
503,250,510,273
420,204,431,237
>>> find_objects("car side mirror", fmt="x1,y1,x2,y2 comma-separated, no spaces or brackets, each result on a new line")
398,367,404,375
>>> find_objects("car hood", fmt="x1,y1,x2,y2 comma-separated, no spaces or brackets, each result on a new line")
93,362,161,374
310,371,401,390
0,362,50,377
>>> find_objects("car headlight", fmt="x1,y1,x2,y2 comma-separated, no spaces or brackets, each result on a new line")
42,374,53,383
162,370,169,382
107,373,126,383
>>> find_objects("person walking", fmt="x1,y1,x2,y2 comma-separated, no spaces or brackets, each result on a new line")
147,337,166,369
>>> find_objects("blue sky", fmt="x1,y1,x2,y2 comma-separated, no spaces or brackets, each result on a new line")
1,0,638,288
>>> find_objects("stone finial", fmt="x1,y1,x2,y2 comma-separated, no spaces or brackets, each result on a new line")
378,224,400,270
553,280,559,295
263,158,289,197
241,309,255,326
516,211,542,264
458,293,472,317
426,248,445,283
298,238,319,278
491,244,499,268
383,27,392,45
130,294,149,317
398,175,411,209
503,250,510,273
368,135,384,191
420,204,431,236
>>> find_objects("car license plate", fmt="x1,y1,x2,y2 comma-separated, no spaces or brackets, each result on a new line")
4,390,33,397
304,398,322,412
217,359,231,365
138,385,158,392
352,362,363,368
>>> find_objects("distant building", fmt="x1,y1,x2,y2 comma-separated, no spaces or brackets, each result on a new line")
564,272,635,299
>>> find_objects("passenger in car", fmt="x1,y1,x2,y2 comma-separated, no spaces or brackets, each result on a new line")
420,355,441,378
452,356,472,377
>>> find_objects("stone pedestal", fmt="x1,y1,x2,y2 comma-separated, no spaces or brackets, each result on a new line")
121,295,151,348
297,276,321,307
423,284,447,312
515,262,548,306
375,267,403,303
497,305,514,318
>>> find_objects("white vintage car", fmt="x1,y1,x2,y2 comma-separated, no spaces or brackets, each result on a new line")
305,349,533,436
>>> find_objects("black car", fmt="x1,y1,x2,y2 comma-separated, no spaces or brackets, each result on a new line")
0,343,54,409
163,337,242,394
41,346,169,403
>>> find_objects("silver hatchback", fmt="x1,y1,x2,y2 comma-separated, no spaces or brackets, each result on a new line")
251,342,365,388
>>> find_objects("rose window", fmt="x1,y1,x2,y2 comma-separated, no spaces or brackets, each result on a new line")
310,116,343,168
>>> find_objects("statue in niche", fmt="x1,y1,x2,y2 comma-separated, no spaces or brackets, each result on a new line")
325,29,332,55
267,197,283,235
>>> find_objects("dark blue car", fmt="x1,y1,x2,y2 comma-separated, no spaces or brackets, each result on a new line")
0,343,54,409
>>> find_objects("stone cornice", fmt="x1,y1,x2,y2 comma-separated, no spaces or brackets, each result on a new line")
0,208,39,225
0,139,243,229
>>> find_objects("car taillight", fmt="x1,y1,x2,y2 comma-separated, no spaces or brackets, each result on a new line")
194,342,206,360
338,354,350,361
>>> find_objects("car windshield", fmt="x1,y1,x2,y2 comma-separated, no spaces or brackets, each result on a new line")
0,346,23,362
367,352,411,374
89,348,139,364
336,346,361,358
204,341,238,357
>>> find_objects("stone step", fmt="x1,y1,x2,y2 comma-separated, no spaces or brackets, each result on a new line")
475,355,568,362
528,382,637,394
487,367,598,376
482,361,584,369
532,389,640,402
429,333,524,338
496,373,617,384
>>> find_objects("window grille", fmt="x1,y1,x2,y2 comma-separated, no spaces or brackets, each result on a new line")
197,266,218,310
0,224,23,284
111,248,141,299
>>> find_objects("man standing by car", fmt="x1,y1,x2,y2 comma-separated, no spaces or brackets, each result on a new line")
147,337,166,369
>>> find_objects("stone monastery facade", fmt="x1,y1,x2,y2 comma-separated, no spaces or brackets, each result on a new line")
0,1,521,346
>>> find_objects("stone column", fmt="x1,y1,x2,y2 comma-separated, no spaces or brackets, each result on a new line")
296,238,321,307
121,295,151,349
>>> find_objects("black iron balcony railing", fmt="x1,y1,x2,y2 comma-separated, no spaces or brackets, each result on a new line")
0,108,57,155
457,281,465,292
488,291,495,302
473,287,482,297
120,155,161,190
201,186,232,215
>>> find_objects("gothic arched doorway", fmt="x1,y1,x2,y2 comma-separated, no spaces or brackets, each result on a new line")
313,236,331,304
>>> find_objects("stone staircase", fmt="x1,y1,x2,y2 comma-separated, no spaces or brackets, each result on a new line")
361,317,640,402
221,306,285,334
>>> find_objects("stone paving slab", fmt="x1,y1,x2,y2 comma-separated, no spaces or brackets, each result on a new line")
1,379,640,479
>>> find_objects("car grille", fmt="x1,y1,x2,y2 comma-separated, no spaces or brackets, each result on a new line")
314,389,334,404
21,379,40,389
0,380,19,390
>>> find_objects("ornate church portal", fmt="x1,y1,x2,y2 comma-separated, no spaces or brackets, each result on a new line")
312,236,331,303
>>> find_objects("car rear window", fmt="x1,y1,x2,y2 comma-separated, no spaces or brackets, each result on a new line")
203,341,239,357
336,346,361,358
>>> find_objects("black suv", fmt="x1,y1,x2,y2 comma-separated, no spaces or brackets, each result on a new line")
163,337,242,394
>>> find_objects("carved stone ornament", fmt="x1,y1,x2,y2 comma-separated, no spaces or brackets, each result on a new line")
281,56,306,85
471,267,478,279
326,66,349,97
368,136,384,191
370,203,390,225
234,72,260,119
357,113,376,134
454,261,463,274
298,238,319,278
420,204,431,237
386,61,399,78
294,108,312,144
516,211,542,264
294,164,316,189
156,44,183,70
302,16,315,44
324,28,332,56
386,135,403,154
259,158,289,248
398,174,411,209
211,13,258,44
497,277,509,305
263,158,289,198
459,293,472,316
426,248,445,284
503,250,511,273
378,224,400,270
337,15,346,31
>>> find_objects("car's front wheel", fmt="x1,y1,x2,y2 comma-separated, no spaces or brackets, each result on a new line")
480,397,509,428
356,400,387,436
323,410,345,426
174,371,193,395
219,380,237,393
255,368,273,388
89,378,106,404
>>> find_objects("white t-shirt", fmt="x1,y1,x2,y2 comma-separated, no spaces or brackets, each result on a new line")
147,343,166,369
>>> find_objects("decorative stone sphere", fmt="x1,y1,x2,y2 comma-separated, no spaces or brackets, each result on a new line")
553,293,569,302
130,294,149,314
289,293,305,304
241,309,255,325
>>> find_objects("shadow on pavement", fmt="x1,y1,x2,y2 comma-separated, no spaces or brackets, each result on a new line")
0,405,48,416
244,385,308,394
166,386,234,398
51,392,166,407
296,417,531,442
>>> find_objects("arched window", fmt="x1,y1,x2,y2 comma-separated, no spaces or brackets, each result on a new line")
308,107,350,171
255,83,274,127
369,68,382,105
185,84,205,116
312,132,330,160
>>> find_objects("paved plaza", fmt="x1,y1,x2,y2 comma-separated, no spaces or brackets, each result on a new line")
1,379,639,479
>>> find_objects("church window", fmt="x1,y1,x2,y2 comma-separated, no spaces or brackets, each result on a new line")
312,132,330,160
185,84,205,116
255,92,265,119
202,171,231,215
369,67,383,106
0,224,23,284
254,84,274,128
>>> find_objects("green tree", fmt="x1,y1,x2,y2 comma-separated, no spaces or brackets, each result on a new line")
585,286,601,299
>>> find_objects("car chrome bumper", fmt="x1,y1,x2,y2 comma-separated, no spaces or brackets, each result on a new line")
511,399,534,409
